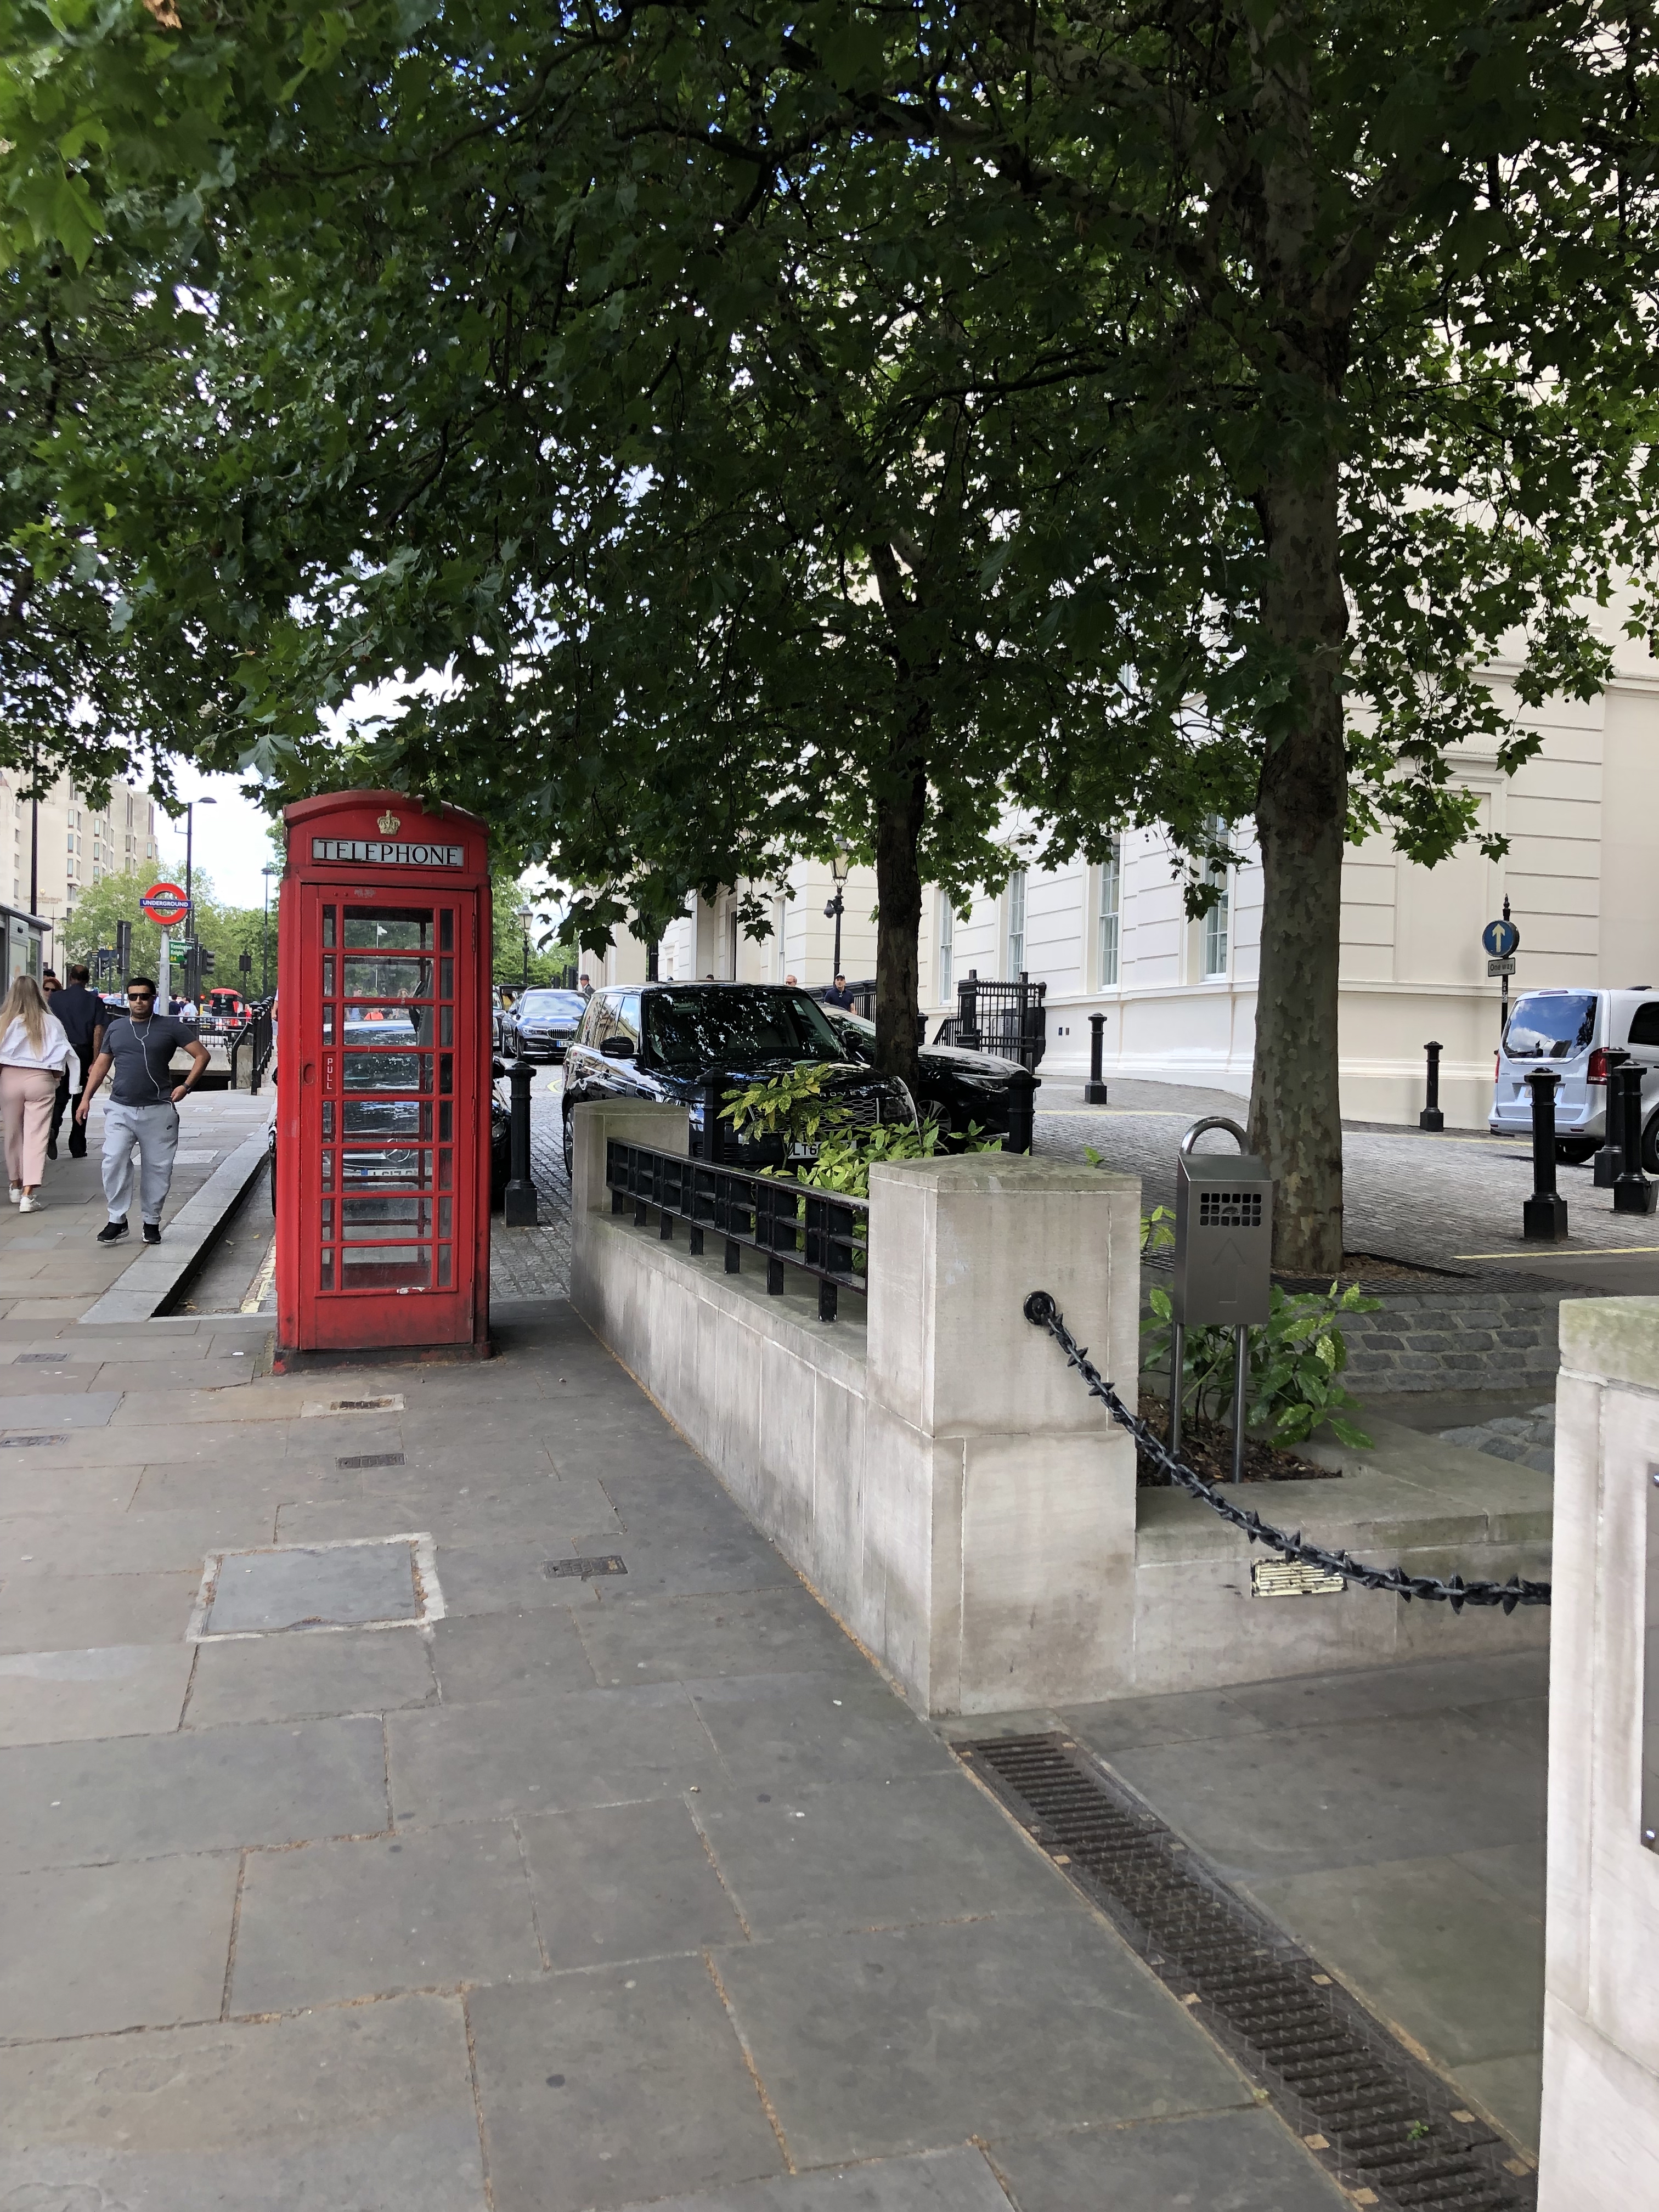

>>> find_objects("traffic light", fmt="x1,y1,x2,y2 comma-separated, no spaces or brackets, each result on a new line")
115,919,132,984
199,948,216,977
238,950,252,977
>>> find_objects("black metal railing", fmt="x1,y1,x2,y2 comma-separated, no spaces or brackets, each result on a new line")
228,1006,275,1096
605,1138,869,1322
952,970,1046,1070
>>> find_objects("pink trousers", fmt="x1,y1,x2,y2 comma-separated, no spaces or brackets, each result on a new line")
1,1064,59,1189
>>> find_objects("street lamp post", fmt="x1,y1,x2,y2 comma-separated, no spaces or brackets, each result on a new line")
516,906,533,991
261,864,280,998
181,795,216,1004
823,851,850,980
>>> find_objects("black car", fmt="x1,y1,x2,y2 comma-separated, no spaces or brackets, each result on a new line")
560,983,913,1174
501,986,587,1063
816,1005,1032,1143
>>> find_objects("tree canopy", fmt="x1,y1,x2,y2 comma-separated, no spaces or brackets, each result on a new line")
9,0,1659,1262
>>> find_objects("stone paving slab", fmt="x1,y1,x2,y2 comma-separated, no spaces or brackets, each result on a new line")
0,1641,194,1746
691,1770,1091,1939
230,1821,545,2013
714,1914,1250,2168
427,1606,598,1705
574,1588,868,1687
0,1566,202,1655
611,2145,1012,2210
688,1672,961,1788
469,1952,788,2212
0,1852,239,2039
386,1679,719,1825
0,1390,123,1430
184,1620,437,1728
985,2108,1350,2210
0,1711,389,1871
0,1994,487,2211
520,1797,748,1967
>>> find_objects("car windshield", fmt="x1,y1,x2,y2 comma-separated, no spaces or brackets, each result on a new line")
644,988,845,1069
1503,992,1597,1060
518,991,585,1019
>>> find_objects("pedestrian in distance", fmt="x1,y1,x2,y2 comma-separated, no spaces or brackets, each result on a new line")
784,973,798,985
577,972,594,997
1,974,72,1213
76,978,210,1246
45,964,105,1161
824,972,856,1010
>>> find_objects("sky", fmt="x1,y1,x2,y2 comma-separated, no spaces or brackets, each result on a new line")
151,765,282,911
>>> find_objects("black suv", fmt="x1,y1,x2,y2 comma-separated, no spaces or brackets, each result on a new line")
561,983,913,1173
816,1005,1032,1143
501,986,588,1063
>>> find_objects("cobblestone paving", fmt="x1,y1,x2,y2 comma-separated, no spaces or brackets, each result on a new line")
1035,1079,1659,1285
1440,1404,1557,1474
488,1080,572,1303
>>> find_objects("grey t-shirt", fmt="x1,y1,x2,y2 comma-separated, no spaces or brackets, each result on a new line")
103,1014,197,1106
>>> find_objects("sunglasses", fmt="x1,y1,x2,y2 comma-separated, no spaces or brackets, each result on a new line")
126,991,155,1002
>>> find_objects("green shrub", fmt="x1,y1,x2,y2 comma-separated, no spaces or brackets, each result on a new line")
1143,1280,1381,1452
718,1063,1000,1206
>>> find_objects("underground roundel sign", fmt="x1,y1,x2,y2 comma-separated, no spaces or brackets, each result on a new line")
139,881,189,928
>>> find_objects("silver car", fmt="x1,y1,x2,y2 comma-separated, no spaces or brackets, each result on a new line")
503,986,586,1063
1489,988,1659,1166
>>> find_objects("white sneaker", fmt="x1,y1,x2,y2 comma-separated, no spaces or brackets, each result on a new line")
8,1185,20,1204
18,1194,38,1214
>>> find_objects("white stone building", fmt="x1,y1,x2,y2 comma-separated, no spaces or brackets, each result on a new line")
588,630,1659,1130
0,770,160,965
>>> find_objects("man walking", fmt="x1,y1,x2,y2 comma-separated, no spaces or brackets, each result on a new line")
75,978,210,1245
46,964,105,1161
824,972,856,1011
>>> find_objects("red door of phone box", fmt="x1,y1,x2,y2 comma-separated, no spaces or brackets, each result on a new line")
274,791,492,1362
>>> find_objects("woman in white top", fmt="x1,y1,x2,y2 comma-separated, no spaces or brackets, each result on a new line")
0,975,72,1212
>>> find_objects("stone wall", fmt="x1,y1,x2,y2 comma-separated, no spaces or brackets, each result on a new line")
1340,1283,1575,1394
1538,1298,1659,2209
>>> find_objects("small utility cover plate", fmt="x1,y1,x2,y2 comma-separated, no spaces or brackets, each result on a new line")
1252,1559,1345,1599
545,1555,627,1580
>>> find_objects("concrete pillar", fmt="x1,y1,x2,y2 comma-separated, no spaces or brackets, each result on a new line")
865,1153,1142,1713
1538,1299,1659,2208
570,1098,687,1222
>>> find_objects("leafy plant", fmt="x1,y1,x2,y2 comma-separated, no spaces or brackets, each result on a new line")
1143,1281,1382,1453
719,1063,1000,1203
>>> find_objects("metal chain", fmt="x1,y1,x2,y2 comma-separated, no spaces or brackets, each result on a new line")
1023,1291,1550,1613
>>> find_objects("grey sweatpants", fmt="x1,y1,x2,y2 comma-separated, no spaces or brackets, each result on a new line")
101,1100,179,1226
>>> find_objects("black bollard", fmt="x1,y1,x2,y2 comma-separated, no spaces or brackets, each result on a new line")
1003,1067,1037,1154
503,1059,538,1226
1085,1013,1109,1105
1612,1064,1657,1215
1419,1040,1444,1132
1522,1069,1567,1241
1593,1047,1630,1188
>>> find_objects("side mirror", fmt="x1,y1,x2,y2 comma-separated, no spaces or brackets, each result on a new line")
599,1035,634,1060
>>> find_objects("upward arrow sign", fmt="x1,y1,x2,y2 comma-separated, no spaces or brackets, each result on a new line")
1211,1239,1243,1310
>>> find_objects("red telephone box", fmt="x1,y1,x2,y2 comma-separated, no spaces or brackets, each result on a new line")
275,791,492,1362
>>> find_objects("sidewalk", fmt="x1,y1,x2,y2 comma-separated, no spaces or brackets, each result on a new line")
1,1242,1352,2208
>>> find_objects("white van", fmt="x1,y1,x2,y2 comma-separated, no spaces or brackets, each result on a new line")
1490,988,1659,1165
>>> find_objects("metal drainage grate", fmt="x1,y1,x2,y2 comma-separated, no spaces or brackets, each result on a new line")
960,1735,1536,2211
0,1434,68,1449
336,1452,406,1469
545,1555,627,1580
14,1352,69,1364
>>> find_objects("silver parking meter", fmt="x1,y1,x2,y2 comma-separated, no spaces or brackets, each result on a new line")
1169,1117,1274,1481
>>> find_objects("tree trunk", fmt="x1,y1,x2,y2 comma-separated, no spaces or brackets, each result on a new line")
872,729,927,1093
1248,466,1348,1276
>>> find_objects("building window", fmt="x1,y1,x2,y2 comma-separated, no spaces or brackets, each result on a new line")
1098,839,1121,988
1202,826,1230,979
938,898,953,1001
1006,868,1027,977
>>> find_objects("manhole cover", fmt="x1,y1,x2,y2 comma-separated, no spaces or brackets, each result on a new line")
190,1535,443,1640
337,1452,406,1469
545,1555,627,1580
